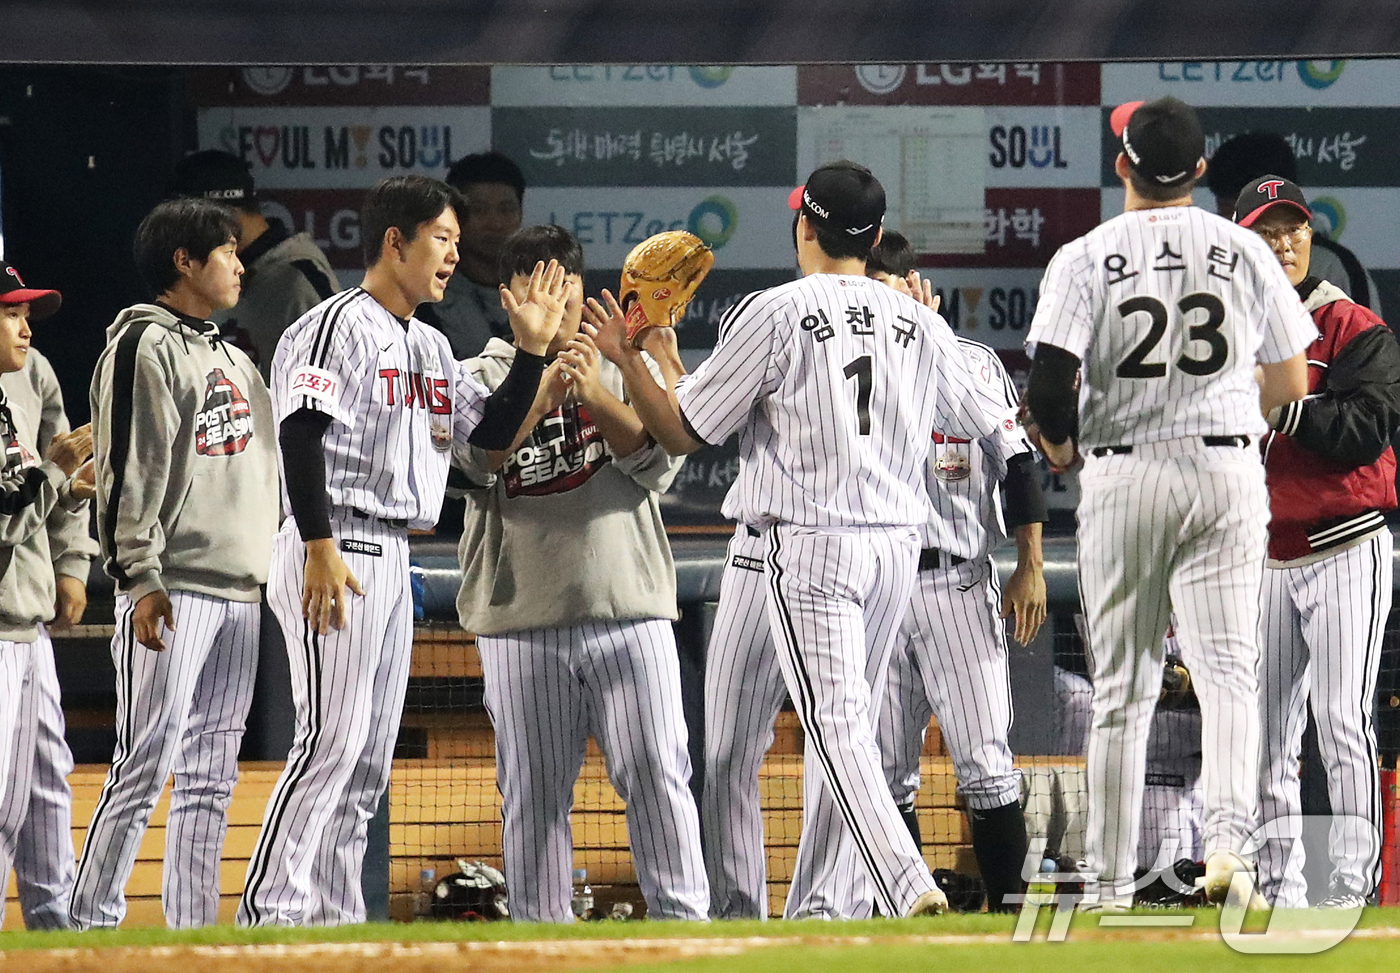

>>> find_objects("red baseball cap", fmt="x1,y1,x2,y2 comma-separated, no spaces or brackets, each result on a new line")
0,262,61,320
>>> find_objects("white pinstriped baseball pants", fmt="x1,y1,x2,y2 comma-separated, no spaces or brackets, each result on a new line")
0,628,76,930
477,617,709,923
880,558,1019,815
1077,440,1268,903
765,523,939,919
70,591,259,929
239,517,412,927
700,526,787,919
1257,531,1390,905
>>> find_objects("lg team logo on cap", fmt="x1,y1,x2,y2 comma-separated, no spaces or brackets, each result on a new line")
1257,179,1287,200
4,267,21,285
855,65,907,95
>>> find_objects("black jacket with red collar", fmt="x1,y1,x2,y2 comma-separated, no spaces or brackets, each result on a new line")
1263,276,1400,561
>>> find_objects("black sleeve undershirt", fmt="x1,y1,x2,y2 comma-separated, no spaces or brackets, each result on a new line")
1001,452,1049,531
1026,344,1082,446
467,349,549,451
280,409,333,542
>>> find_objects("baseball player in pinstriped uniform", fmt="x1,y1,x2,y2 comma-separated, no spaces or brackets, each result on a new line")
597,161,999,919
454,224,707,922
0,346,98,930
1023,97,1315,909
876,326,1047,914
238,176,565,927
1232,176,1400,908
74,199,278,929
698,232,1048,918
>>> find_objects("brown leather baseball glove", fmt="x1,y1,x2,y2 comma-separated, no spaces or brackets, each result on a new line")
618,230,714,347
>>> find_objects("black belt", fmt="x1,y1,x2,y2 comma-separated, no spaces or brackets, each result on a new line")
1090,435,1250,458
351,507,408,530
919,548,967,571
745,525,761,538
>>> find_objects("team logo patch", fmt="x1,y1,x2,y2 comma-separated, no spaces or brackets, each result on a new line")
933,447,972,481
340,538,383,557
502,401,610,498
730,554,764,573
195,368,254,456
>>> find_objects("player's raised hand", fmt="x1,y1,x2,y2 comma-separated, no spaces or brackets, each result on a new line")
536,359,572,413
501,259,571,357
1000,561,1047,646
905,271,940,313
583,289,636,364
46,423,93,477
134,589,176,652
302,538,365,635
560,328,605,404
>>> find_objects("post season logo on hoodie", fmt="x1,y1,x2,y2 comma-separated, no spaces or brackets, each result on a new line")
195,368,255,456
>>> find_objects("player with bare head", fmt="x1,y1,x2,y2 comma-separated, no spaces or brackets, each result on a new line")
1023,97,1314,910
239,175,567,926
593,161,999,919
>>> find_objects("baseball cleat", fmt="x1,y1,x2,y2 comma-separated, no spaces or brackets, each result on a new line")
1314,887,1367,910
907,888,949,916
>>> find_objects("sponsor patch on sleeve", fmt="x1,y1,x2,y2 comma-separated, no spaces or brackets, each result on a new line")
289,365,340,404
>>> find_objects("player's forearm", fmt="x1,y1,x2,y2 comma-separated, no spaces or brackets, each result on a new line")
616,353,702,455
468,349,548,451
1013,521,1044,571
579,387,649,459
280,410,334,541
484,399,555,473
1258,352,1309,416
1026,345,1081,446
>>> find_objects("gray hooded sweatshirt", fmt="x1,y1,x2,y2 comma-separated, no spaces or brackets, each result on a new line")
455,338,685,636
0,351,88,642
91,303,278,605
1,347,99,586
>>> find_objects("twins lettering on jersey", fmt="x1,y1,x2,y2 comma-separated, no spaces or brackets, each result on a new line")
377,368,451,414
195,368,254,457
503,403,609,497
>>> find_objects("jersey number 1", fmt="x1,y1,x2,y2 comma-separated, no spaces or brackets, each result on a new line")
1116,292,1229,378
844,356,872,435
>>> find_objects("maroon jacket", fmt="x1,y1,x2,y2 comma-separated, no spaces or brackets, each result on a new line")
1263,277,1400,561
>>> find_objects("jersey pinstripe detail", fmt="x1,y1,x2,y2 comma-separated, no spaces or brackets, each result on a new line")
1027,207,1316,448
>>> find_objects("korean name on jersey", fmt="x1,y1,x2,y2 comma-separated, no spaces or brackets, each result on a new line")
1027,207,1315,448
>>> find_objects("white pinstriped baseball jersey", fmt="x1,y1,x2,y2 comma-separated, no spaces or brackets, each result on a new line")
1026,207,1316,449
921,338,1031,560
271,287,490,529
676,274,996,529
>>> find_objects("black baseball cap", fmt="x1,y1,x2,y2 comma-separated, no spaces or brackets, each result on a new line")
170,150,256,208
1233,175,1311,227
1110,97,1205,189
788,161,886,244
0,262,60,320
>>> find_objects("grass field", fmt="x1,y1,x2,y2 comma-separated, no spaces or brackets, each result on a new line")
2,909,1398,972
